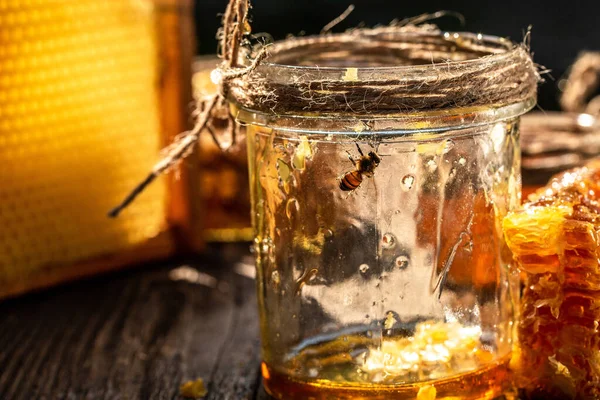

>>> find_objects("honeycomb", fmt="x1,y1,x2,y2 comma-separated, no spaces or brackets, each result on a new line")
359,321,490,383
0,1,172,297
503,159,600,399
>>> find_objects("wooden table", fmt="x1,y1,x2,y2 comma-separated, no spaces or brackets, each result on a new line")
0,244,527,400
0,244,272,400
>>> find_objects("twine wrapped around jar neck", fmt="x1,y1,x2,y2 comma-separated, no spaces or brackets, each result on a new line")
225,26,539,116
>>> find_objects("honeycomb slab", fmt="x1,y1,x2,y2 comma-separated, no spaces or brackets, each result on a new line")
503,159,600,399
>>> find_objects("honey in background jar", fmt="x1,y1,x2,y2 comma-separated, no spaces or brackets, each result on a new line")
192,57,252,242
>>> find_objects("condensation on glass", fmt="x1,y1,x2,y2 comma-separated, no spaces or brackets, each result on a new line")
239,37,535,400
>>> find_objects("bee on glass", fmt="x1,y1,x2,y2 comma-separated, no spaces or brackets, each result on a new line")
339,143,381,192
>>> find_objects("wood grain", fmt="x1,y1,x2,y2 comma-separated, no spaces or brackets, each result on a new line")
0,244,266,400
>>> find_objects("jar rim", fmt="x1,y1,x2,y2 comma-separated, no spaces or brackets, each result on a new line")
259,31,515,73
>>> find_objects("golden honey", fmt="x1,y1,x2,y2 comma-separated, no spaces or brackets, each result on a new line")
262,322,513,400
263,359,511,400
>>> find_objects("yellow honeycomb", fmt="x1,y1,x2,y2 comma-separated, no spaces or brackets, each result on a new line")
504,160,600,398
0,1,170,295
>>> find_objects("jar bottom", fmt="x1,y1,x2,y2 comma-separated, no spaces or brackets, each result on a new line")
262,356,513,400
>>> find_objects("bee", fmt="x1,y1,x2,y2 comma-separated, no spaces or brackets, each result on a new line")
339,143,381,191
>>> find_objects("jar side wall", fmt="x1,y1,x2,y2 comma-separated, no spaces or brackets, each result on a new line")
247,119,522,391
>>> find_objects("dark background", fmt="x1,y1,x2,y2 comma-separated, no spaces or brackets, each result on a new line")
195,0,600,111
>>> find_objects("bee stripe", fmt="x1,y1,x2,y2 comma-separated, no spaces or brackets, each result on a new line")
339,171,362,191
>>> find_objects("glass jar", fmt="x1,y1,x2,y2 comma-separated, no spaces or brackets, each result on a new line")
192,56,253,242
238,31,535,400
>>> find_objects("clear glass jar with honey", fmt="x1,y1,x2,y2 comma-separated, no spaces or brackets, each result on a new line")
235,28,537,399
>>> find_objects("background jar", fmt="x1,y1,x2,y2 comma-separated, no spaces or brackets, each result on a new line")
236,29,537,400
192,56,253,242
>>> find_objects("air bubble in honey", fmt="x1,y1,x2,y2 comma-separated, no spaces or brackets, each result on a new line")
382,233,396,249
401,175,415,191
395,255,409,269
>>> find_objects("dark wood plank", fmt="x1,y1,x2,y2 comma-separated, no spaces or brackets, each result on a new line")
0,244,261,400
204,254,262,400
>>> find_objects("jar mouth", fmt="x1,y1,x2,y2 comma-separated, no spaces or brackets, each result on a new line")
260,31,514,71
